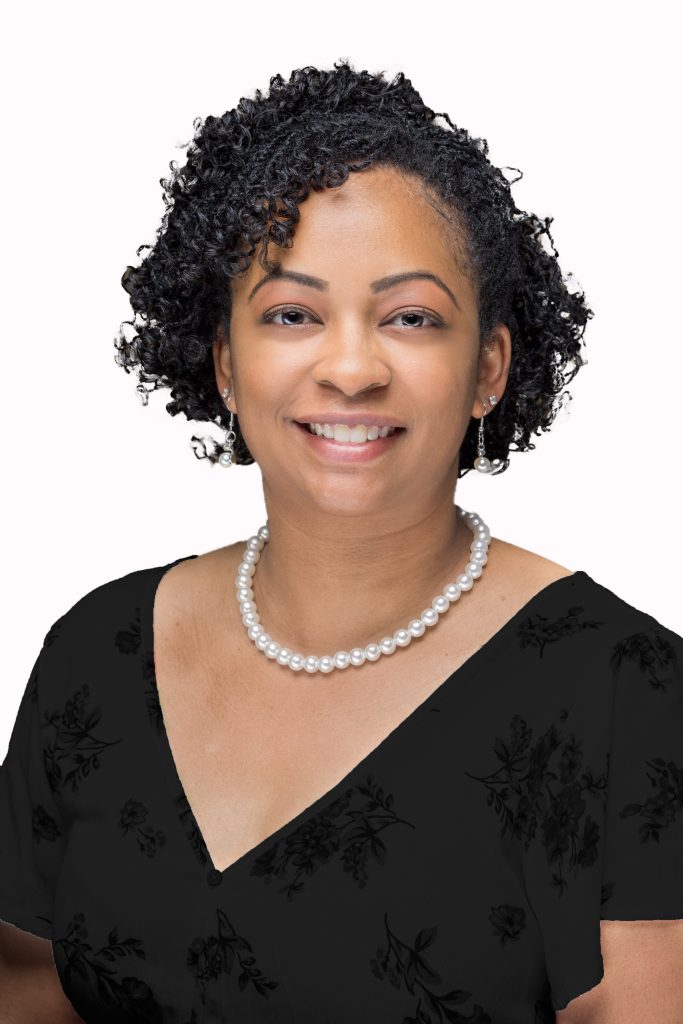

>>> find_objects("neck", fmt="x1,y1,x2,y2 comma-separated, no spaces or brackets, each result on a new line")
248,500,473,654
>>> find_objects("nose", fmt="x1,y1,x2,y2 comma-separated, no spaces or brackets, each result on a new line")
312,322,392,396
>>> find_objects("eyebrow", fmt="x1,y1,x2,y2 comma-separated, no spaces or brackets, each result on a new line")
246,268,460,310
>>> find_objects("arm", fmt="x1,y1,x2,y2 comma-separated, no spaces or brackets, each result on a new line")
556,920,683,1023
0,922,84,1024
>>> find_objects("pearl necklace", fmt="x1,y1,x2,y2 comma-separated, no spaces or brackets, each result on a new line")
234,506,491,675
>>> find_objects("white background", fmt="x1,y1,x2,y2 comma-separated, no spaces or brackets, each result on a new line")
1,1,681,755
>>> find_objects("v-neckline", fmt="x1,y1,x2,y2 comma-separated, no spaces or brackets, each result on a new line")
141,553,588,880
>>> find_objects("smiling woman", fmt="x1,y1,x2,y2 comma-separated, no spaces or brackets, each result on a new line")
2,58,682,1024
114,61,592,476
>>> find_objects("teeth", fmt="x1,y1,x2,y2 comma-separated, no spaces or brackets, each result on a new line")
306,422,397,443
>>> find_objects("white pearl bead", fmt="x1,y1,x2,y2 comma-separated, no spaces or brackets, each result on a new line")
289,654,305,671
276,648,293,665
247,536,261,549
304,656,320,673
242,611,260,627
470,550,487,565
236,573,253,590
444,584,461,602
474,457,491,472
334,651,351,669
238,562,255,577
432,595,450,614
236,587,254,602
380,637,396,656
471,539,487,552
218,452,233,466
394,629,412,647
421,608,439,627
255,633,271,650
408,618,426,637
318,656,335,673
265,642,280,659
257,525,269,541
350,648,366,666
247,624,263,641
457,572,474,591
365,644,381,661
467,563,483,579
243,548,260,564
240,600,256,614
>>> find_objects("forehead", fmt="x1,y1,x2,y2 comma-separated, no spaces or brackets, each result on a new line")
234,165,468,296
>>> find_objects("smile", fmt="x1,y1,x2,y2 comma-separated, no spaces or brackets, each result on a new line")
292,420,406,462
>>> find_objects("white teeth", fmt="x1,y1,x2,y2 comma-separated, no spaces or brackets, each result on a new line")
305,422,397,443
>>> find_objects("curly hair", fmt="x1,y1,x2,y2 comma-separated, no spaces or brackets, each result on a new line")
115,58,593,475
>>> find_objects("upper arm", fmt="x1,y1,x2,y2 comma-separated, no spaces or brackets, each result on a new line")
0,919,54,968
0,921,85,1023
556,920,683,1023
0,616,71,941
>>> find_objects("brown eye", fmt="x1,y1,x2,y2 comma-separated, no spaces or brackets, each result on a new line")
386,309,443,329
261,306,316,326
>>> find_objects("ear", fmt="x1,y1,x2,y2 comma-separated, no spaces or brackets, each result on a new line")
471,322,511,418
212,324,236,414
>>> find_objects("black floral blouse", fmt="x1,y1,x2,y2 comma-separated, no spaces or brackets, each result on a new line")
1,557,682,1023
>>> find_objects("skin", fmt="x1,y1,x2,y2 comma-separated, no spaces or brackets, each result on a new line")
212,164,512,656
557,920,683,1022
0,922,84,1021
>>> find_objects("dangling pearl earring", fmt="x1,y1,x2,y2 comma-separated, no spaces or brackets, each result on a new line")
219,387,237,467
474,394,500,474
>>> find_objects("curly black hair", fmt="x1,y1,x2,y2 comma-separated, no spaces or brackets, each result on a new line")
115,58,593,475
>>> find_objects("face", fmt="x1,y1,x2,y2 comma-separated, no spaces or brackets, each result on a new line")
213,165,511,526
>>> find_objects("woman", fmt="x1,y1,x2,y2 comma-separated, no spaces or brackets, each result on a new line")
1,60,681,1023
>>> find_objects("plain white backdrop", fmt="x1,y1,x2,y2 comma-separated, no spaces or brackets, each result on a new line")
1,0,681,757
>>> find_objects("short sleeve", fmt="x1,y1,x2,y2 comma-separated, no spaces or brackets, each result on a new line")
600,621,683,921
521,618,683,1012
0,617,71,940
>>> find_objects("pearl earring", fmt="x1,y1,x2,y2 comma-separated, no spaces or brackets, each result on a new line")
474,394,502,474
219,387,237,468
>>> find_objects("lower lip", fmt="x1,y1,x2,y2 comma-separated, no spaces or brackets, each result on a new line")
291,421,406,462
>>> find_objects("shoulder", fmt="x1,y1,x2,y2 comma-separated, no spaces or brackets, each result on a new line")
151,543,241,621
41,552,204,657
489,542,681,711
27,553,203,712
494,537,676,638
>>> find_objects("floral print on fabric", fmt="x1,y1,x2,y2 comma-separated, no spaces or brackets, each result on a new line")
370,913,493,1023
250,775,415,898
119,799,167,858
186,906,279,1003
43,684,123,796
53,912,164,1023
465,711,607,895
610,628,680,692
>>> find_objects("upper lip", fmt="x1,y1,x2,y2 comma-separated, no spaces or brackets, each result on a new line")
291,413,406,428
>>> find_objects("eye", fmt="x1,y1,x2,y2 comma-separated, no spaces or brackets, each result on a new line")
260,306,317,327
261,306,444,328
387,308,444,329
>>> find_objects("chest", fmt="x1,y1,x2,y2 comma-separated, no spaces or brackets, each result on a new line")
151,601,495,874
